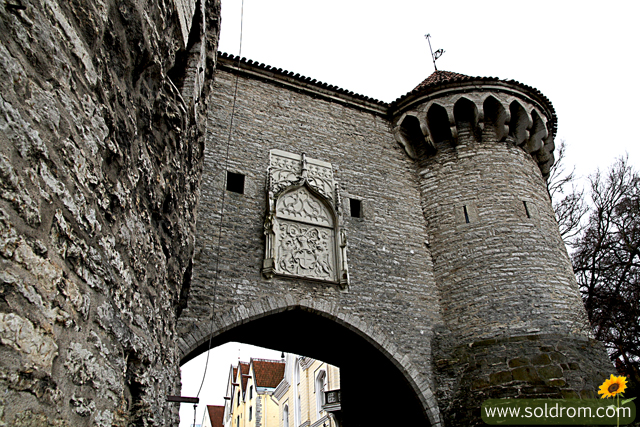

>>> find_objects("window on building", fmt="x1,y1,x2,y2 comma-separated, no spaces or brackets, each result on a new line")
237,391,240,406
237,415,240,426
316,370,327,420
294,359,301,426
226,171,245,194
283,404,289,427
249,406,252,422
349,198,362,218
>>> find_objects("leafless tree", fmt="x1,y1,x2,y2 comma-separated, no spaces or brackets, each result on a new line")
547,140,588,247
572,156,640,390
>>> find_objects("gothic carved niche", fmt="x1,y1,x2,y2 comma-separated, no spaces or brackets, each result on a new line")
262,149,349,289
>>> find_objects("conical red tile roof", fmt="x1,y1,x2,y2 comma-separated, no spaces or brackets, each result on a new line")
412,70,470,91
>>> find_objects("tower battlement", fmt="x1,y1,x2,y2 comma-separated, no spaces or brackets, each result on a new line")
392,71,557,178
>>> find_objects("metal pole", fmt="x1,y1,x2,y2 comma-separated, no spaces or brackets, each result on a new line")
425,34,438,71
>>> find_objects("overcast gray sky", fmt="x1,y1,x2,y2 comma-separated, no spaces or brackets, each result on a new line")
217,0,639,180
181,1,640,425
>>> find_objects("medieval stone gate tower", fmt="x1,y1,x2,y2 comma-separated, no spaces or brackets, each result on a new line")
0,0,613,426
178,53,615,425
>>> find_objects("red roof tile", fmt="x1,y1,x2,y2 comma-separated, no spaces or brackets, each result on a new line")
207,405,224,427
412,70,471,92
251,359,285,388
239,362,250,391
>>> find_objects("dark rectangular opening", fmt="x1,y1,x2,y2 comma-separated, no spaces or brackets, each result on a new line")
463,205,470,223
350,198,362,218
226,171,245,194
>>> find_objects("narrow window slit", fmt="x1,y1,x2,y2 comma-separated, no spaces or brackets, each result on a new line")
463,205,470,223
523,201,531,218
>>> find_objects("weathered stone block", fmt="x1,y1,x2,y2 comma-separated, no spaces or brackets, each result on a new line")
546,378,567,387
531,353,553,365
511,366,541,383
538,365,564,380
489,371,513,385
471,377,490,390
508,357,530,368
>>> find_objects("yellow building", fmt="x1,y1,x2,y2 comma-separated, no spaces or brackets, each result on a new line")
223,355,340,427
274,354,340,427
223,358,285,427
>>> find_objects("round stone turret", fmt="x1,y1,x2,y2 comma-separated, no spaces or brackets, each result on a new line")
392,70,556,178
391,71,613,425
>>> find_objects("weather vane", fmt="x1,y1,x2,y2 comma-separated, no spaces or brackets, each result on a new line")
425,34,445,71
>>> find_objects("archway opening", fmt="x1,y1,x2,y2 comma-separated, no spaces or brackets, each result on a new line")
180,308,431,426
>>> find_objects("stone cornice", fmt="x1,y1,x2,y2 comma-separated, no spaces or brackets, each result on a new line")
390,77,557,138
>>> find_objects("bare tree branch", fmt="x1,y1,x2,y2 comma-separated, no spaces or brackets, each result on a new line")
547,140,588,247
571,155,640,390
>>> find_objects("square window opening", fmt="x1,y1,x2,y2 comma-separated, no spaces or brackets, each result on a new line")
350,198,362,218
227,171,245,194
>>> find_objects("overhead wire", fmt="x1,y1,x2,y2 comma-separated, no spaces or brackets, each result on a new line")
192,0,246,420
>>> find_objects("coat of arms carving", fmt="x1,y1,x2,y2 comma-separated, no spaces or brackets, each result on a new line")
262,149,349,289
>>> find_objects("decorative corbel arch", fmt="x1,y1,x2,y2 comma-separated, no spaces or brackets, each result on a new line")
393,112,433,159
508,100,532,146
525,109,548,154
453,97,481,142
426,103,454,145
262,149,349,289
482,95,510,142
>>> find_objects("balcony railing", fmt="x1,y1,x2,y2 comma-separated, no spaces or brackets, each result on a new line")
322,390,341,413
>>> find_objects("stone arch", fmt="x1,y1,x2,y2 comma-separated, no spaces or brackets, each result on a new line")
508,100,531,146
396,113,434,158
426,103,454,146
275,183,335,228
536,121,556,178
482,95,509,142
453,97,481,142
525,109,548,155
179,296,442,427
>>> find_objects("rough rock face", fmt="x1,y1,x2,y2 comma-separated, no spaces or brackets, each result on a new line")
0,0,219,424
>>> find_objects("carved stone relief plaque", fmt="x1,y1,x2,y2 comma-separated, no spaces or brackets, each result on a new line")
263,149,349,288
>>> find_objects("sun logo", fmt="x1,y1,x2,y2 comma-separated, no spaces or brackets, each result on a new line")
598,375,628,399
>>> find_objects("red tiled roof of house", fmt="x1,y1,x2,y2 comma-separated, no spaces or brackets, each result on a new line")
239,362,250,391
207,405,224,427
412,70,471,92
251,359,285,388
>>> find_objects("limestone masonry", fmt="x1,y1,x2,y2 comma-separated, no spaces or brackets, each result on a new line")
0,1,613,426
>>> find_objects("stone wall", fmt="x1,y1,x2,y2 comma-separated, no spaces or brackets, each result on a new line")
178,62,444,424
435,333,614,425
0,0,219,425
417,141,589,343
